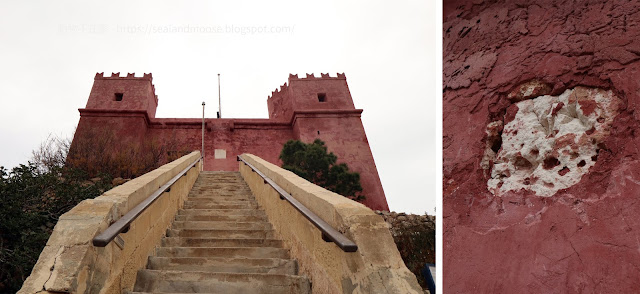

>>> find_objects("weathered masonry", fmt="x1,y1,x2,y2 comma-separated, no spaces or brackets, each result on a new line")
70,72,388,211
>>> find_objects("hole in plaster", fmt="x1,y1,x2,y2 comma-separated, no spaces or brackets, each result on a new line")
485,86,621,197
491,138,502,153
558,167,570,176
543,157,560,170
514,156,533,170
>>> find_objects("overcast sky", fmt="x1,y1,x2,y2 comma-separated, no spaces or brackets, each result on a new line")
0,0,439,215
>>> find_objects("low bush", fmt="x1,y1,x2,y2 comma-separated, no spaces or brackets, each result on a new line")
0,164,112,293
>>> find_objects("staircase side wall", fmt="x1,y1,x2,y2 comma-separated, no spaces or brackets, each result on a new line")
239,154,421,294
18,152,201,294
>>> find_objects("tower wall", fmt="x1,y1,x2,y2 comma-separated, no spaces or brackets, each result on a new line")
87,72,158,118
292,112,388,210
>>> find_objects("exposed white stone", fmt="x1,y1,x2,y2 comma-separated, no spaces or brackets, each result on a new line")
486,87,620,197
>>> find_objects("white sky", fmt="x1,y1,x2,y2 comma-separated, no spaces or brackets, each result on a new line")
0,0,440,215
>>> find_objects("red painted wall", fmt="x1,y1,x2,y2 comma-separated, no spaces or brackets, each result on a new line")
444,1,640,292
71,72,389,211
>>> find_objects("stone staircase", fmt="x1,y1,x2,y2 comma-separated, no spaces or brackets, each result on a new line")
130,171,311,293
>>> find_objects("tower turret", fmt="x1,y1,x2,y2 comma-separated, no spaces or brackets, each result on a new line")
86,72,158,118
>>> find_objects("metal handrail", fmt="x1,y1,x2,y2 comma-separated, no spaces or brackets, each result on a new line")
237,155,358,252
92,156,202,247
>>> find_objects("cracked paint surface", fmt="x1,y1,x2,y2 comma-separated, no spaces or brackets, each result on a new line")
444,0,640,292
487,87,621,196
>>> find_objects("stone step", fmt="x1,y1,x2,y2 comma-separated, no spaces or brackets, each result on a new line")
189,186,250,190
188,194,253,199
175,214,267,222
156,247,289,259
189,191,255,199
184,198,257,205
171,221,272,230
190,185,249,188
183,202,258,210
190,183,249,188
191,180,248,184
189,188,251,193
161,237,283,248
167,229,275,239
189,190,252,196
146,257,297,274
178,209,266,217
133,270,311,293
187,195,254,200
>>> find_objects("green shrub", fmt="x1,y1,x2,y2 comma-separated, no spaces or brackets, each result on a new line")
280,139,365,201
0,164,112,293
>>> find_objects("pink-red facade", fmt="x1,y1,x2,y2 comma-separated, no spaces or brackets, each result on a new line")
444,0,640,292
72,72,388,211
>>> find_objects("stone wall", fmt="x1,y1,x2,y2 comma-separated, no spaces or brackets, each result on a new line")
444,0,640,292
239,154,422,294
375,211,435,291
18,152,201,294
375,211,435,235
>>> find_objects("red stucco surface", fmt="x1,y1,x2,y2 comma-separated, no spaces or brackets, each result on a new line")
72,72,389,211
444,1,640,292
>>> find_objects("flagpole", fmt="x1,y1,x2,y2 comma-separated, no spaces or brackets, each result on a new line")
217,74,221,118
201,101,205,170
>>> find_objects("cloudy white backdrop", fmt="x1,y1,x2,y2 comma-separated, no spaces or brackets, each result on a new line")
0,1,440,215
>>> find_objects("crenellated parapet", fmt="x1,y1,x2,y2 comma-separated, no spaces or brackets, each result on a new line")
287,72,346,81
269,82,289,99
95,72,153,81
268,73,347,100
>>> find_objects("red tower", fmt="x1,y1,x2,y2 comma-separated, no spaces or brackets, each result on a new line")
71,72,389,210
